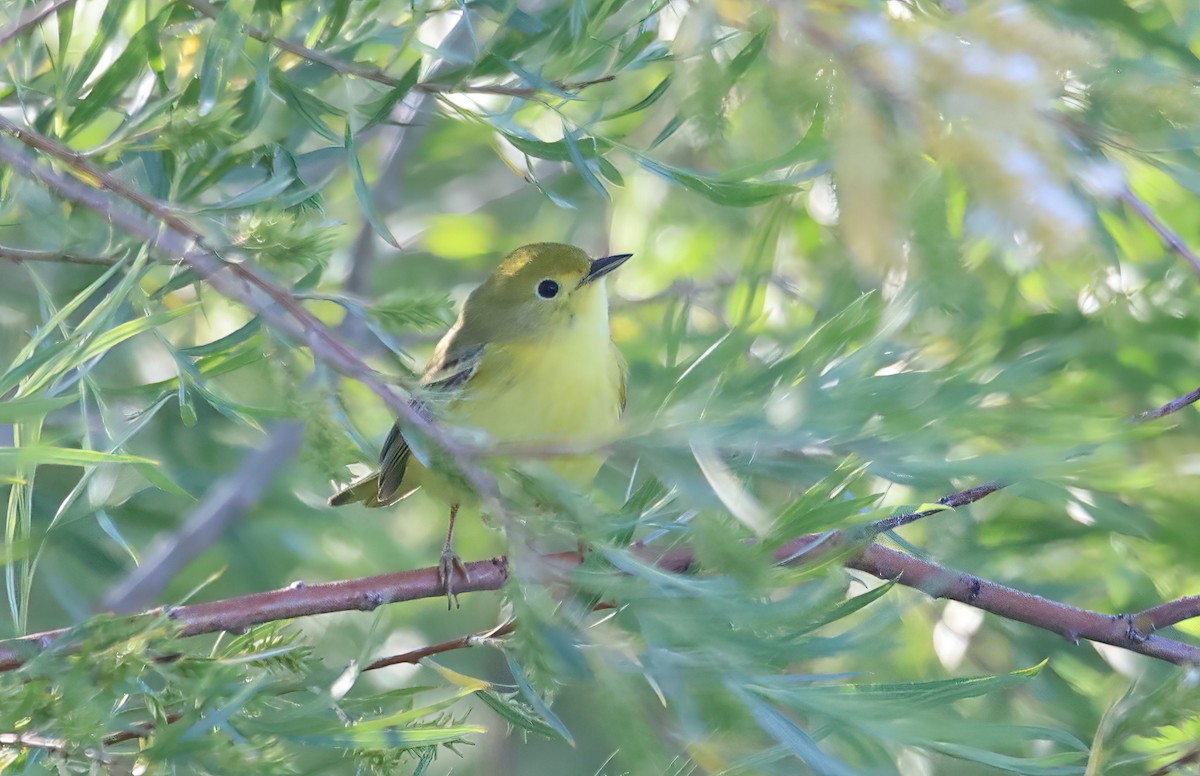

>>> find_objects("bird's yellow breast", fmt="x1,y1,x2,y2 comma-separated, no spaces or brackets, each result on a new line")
411,289,624,501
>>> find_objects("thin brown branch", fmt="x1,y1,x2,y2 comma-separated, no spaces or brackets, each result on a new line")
102,712,182,747
365,619,517,671
1120,188,1200,276
4,530,1198,672
868,382,1200,534
1133,595,1200,633
0,246,118,266
184,0,612,98
0,0,79,46
869,481,1007,535
1136,386,1200,423
0,555,514,671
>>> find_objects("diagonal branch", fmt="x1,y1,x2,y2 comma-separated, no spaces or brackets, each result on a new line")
1137,386,1200,423
0,0,79,46
0,119,501,510
1120,188,1200,277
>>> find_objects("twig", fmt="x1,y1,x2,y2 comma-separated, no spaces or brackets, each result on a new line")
1133,595,1200,633
1136,386,1200,423
1120,188,1200,276
0,0,78,46
365,619,517,671
868,382,1200,535
183,0,612,98
0,246,118,266
103,422,306,614
102,712,182,747
869,481,1007,535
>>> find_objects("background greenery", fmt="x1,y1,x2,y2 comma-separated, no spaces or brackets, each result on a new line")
2,0,1200,773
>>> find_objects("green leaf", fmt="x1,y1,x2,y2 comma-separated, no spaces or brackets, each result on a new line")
198,3,243,116
178,318,262,357
563,125,609,199
272,73,342,142
361,61,421,131
67,15,162,135
0,394,76,423
346,124,401,249
634,155,796,206
605,75,672,120
0,446,157,469
728,29,769,82
735,687,855,776
505,654,574,746
474,690,563,740
66,0,134,96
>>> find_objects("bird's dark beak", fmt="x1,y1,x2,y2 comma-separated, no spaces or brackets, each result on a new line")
581,253,633,286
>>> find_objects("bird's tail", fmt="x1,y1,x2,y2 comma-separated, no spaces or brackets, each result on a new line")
328,473,382,507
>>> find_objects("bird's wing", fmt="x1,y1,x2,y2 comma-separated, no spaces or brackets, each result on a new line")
373,332,486,503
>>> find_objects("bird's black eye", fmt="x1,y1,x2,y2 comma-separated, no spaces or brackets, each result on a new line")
536,279,560,299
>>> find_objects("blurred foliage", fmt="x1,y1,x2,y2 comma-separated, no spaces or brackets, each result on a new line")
2,0,1200,773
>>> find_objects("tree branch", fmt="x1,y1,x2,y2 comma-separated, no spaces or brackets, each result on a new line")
4,530,1197,672
365,619,517,671
0,0,79,46
0,119,501,511
1136,386,1200,423
0,246,118,266
1133,595,1200,633
1120,188,1200,277
869,481,1007,535
868,383,1200,535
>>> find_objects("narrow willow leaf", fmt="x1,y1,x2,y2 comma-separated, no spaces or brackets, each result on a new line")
272,74,342,142
178,318,262,357
735,687,855,776
474,690,562,740
0,447,157,469
361,61,421,131
692,443,770,536
346,124,401,248
67,14,163,135
728,29,769,82
635,155,796,207
504,654,574,746
605,75,672,120
0,394,76,423
198,3,243,116
66,0,134,96
563,125,609,199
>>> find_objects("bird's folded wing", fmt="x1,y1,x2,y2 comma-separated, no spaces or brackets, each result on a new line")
374,342,485,502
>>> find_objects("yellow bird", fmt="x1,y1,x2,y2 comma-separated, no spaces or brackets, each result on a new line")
329,243,631,606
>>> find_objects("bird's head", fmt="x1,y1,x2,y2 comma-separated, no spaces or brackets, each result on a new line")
464,242,632,342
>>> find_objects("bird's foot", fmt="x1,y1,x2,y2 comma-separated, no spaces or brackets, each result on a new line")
437,546,470,610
